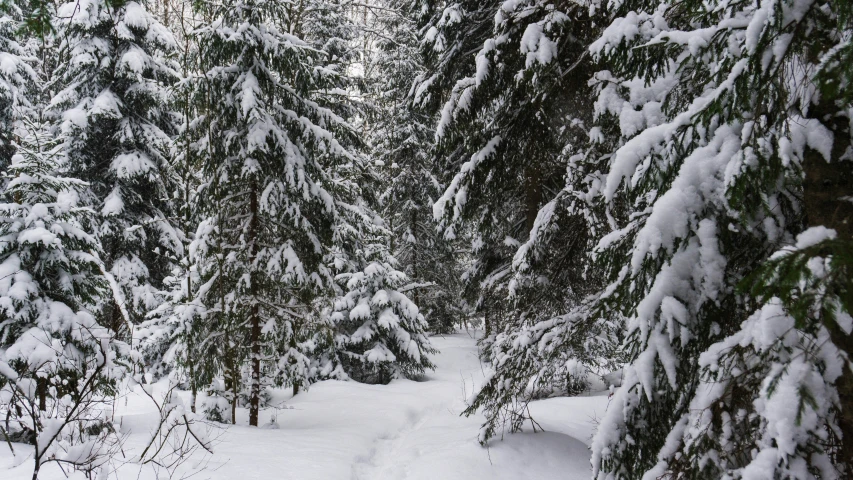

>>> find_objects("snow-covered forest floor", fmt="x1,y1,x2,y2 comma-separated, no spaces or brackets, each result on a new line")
1,333,606,480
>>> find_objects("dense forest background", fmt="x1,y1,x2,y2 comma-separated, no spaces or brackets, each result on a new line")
0,0,852,478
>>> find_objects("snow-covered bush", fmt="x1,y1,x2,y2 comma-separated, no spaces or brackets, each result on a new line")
0,123,130,479
333,252,435,384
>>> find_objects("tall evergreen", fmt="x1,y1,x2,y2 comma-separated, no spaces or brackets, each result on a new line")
426,0,620,442
369,0,465,334
188,0,364,426
432,0,602,335
49,0,182,332
137,9,206,411
587,0,853,477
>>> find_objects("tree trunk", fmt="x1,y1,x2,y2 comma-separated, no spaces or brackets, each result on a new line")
188,327,197,414
231,379,237,425
224,337,238,425
249,306,260,426
37,378,46,411
803,104,853,468
187,259,197,414
411,210,419,307
484,310,490,337
248,184,261,427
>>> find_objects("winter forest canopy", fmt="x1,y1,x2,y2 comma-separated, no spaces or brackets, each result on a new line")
0,0,851,478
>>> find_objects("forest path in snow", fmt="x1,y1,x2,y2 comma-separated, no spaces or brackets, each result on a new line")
345,333,596,480
2,333,605,480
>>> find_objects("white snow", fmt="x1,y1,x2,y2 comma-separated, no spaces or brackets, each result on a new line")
794,226,836,250
0,333,606,480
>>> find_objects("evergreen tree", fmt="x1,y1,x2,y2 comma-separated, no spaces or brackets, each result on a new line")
0,122,128,479
425,0,620,443
188,0,363,426
0,123,109,375
332,247,436,384
329,190,436,384
587,0,853,477
369,0,466,334
137,12,206,412
410,0,494,334
0,0,37,168
432,0,601,338
49,0,182,332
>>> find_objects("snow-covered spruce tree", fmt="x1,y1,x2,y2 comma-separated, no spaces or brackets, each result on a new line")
431,0,618,442
331,249,436,384
189,0,364,425
429,0,596,338
431,0,600,334
49,0,181,333
329,183,436,384
0,0,36,168
368,0,466,334
0,122,129,479
588,0,853,477
413,0,494,119
412,0,494,307
277,0,362,129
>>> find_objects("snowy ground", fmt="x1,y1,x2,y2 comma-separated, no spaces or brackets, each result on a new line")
1,333,609,480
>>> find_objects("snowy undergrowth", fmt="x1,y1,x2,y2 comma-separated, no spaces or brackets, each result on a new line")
1,333,606,480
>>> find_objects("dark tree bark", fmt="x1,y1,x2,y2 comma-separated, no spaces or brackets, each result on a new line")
248,184,261,427
804,103,853,468
37,378,46,411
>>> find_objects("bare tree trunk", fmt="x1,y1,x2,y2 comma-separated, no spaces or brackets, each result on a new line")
188,324,197,414
411,210,419,307
37,379,46,411
803,104,853,468
248,308,260,426
248,185,261,427
484,310,490,337
230,364,238,425
222,342,238,425
187,285,197,414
